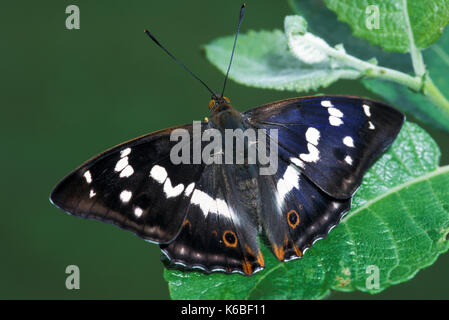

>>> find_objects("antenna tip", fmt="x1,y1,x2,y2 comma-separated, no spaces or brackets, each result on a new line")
144,29,148,33
242,3,246,7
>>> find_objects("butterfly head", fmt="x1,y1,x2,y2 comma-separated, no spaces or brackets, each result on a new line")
208,95,238,125
209,95,231,110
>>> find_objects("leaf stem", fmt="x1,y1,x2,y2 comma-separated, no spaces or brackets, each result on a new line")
329,47,422,91
402,0,426,76
361,63,421,92
423,76,449,117
330,47,449,118
409,47,426,77
285,15,449,121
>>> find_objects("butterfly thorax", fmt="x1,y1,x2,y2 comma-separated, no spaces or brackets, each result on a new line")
207,99,262,230
208,99,245,130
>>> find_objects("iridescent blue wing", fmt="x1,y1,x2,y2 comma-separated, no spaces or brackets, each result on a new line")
244,95,404,261
245,95,404,199
256,157,351,261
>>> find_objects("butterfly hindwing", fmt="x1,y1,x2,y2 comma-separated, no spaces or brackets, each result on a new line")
257,158,351,261
50,124,206,244
245,95,404,199
161,163,265,275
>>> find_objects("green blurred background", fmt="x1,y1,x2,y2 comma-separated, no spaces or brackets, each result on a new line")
1,0,448,299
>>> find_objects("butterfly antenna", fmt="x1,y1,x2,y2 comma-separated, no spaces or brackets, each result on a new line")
144,29,217,98
221,3,246,98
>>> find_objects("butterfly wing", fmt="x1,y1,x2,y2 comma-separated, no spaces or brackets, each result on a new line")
257,158,351,262
244,95,404,261
50,124,206,244
160,162,264,275
51,122,264,275
245,95,404,199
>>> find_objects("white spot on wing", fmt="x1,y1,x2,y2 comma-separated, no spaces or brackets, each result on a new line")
305,127,320,146
290,157,305,169
190,189,238,221
120,147,131,158
345,155,353,165
150,165,168,184
163,178,185,198
120,190,132,203
321,100,333,107
329,116,343,126
209,197,220,217
284,165,300,189
368,121,375,130
134,206,143,218
83,171,92,184
115,150,133,178
343,136,354,147
216,198,232,219
276,165,300,208
120,165,134,178
327,106,344,126
89,189,96,198
115,157,128,172
184,182,195,197
300,143,320,163
363,104,371,117
328,107,343,118
191,189,214,217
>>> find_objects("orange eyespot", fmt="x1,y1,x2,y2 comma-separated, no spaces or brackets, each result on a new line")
223,230,238,248
287,209,300,229
208,100,215,109
223,96,230,103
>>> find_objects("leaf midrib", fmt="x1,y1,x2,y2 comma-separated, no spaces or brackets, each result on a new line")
244,262,285,299
343,165,449,223
402,0,416,52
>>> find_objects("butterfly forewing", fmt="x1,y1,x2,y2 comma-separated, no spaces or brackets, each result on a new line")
245,95,404,199
51,124,207,244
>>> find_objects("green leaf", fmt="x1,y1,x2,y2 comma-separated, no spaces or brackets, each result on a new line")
288,0,413,73
165,122,449,299
363,80,449,131
203,29,361,92
363,28,449,131
323,0,449,52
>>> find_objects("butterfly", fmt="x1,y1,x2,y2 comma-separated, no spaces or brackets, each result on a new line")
50,4,405,275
